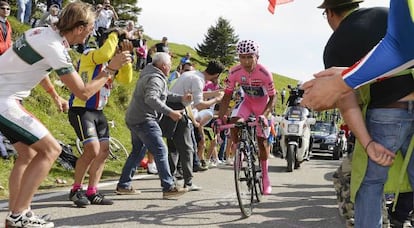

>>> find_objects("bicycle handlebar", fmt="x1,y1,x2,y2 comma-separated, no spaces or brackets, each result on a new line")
213,117,267,134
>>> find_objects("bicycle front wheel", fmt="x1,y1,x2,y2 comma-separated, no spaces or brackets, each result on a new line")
251,147,263,202
109,137,129,160
234,143,254,218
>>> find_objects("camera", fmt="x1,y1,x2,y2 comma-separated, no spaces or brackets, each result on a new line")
118,33,141,48
286,85,304,107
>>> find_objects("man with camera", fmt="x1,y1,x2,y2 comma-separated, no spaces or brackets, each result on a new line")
95,0,118,44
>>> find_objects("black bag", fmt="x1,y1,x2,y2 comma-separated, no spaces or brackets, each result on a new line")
56,141,78,170
159,101,185,138
159,115,178,138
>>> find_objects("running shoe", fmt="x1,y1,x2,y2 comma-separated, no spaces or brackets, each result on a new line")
69,189,90,207
87,192,114,205
5,209,54,228
115,186,141,195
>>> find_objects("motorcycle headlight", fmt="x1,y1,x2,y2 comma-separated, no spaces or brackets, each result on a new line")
287,124,299,133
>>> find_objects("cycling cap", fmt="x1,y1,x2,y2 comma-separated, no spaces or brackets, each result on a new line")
236,40,259,56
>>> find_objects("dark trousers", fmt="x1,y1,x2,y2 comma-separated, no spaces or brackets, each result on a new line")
389,192,413,222
167,115,194,186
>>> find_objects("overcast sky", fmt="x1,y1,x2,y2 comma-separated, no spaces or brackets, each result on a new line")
138,0,389,82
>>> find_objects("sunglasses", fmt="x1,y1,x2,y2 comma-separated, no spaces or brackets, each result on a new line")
0,7,10,10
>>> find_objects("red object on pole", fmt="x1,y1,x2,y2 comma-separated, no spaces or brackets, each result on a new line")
268,0,293,14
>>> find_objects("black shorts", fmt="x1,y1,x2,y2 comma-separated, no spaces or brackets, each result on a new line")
68,108,109,142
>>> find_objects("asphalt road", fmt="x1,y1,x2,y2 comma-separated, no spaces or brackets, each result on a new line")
0,155,346,228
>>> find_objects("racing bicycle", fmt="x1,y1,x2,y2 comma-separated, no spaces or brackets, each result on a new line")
215,117,265,217
75,120,129,161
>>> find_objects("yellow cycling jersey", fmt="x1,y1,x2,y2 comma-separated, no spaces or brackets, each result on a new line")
69,32,132,110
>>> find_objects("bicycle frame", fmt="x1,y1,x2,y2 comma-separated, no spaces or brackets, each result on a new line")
215,118,265,217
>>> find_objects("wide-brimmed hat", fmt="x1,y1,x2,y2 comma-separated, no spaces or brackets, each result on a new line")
317,0,363,9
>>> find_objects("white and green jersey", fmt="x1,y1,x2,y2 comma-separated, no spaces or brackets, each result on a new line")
0,26,75,102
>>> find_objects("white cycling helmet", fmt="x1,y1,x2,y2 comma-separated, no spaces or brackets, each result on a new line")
236,40,259,56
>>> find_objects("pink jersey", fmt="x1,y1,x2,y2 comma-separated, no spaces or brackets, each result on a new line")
225,63,275,121
224,63,275,100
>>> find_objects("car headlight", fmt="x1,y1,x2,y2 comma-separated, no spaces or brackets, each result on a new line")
287,124,299,133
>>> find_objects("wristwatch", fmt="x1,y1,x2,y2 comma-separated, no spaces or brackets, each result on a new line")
103,68,116,78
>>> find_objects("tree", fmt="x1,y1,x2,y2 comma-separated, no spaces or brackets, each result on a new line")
196,17,239,67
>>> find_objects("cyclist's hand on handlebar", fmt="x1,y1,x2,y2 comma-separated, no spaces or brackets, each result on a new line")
258,115,268,125
212,119,223,133
214,118,223,127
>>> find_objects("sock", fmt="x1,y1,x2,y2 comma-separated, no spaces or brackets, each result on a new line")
10,213,21,218
86,186,97,196
71,183,82,191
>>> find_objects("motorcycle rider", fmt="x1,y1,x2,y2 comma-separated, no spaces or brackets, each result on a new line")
217,39,276,195
278,83,313,171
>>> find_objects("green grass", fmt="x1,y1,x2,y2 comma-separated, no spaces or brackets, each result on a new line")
0,22,298,199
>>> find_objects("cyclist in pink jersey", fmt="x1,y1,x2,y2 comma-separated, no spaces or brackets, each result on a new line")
217,40,276,195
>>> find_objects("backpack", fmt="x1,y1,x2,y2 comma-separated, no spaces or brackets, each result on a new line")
56,140,78,170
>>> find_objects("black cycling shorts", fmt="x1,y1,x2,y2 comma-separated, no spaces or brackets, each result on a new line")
68,108,109,142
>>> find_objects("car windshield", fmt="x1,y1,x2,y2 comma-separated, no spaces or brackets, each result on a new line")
311,122,335,134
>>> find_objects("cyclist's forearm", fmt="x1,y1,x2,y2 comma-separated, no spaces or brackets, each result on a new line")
217,94,232,120
262,95,275,117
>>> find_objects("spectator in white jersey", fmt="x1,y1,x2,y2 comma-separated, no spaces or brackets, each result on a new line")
0,2,131,227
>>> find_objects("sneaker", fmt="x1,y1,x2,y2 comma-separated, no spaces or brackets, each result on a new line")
209,160,217,167
193,165,208,172
389,218,413,228
115,186,141,195
175,172,184,180
147,162,158,174
162,187,187,199
226,157,234,166
87,192,114,205
201,160,208,168
184,184,202,191
69,189,90,207
6,209,54,228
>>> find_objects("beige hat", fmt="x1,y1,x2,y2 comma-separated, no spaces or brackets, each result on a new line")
317,0,363,9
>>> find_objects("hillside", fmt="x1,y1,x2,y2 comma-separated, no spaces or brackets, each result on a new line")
0,21,298,198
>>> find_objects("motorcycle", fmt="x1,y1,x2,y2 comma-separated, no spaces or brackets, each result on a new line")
275,85,316,172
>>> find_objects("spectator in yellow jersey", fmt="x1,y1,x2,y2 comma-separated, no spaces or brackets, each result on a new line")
68,29,133,207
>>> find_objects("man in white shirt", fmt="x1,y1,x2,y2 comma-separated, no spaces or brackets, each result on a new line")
94,0,118,45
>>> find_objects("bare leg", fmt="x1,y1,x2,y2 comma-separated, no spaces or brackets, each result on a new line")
10,134,61,213
147,152,154,163
87,140,109,188
73,140,101,186
197,126,206,163
8,143,36,210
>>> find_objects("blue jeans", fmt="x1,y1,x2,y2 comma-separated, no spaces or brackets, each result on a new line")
117,120,175,192
17,0,32,24
355,108,414,228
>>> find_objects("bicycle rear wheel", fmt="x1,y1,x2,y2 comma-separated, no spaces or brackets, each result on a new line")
234,143,254,217
109,137,129,160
